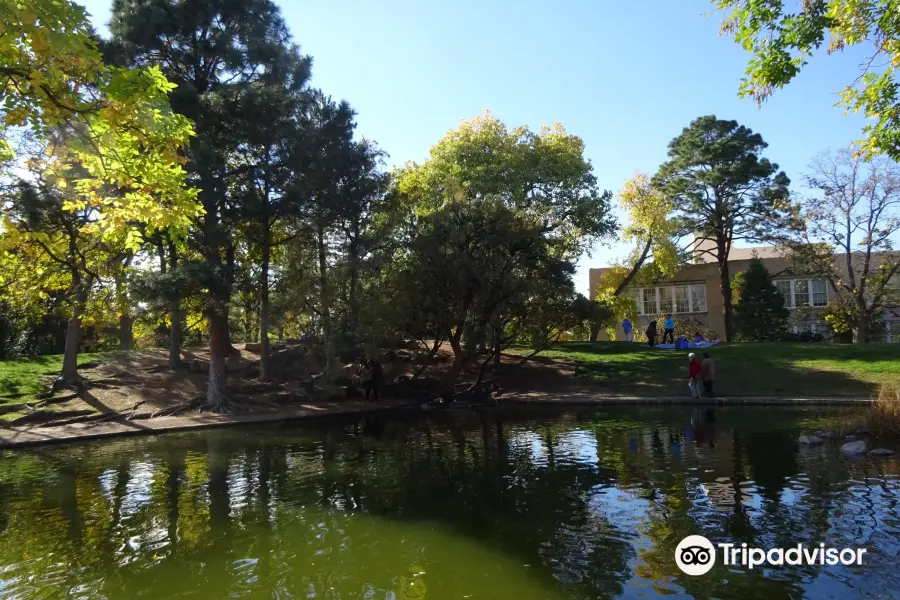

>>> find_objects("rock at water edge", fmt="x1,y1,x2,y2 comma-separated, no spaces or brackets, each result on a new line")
798,434,825,445
841,440,866,455
868,448,895,457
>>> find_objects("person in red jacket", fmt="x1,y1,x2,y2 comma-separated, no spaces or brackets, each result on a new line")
688,353,702,399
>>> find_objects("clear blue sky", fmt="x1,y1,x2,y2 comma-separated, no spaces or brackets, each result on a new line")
81,0,871,295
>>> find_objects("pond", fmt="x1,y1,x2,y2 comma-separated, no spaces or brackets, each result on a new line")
0,405,898,599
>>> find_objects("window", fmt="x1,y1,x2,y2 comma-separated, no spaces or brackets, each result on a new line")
659,286,672,313
811,279,828,307
794,279,809,308
674,286,689,313
642,288,657,315
691,285,707,313
631,284,707,315
775,280,791,303
773,278,829,309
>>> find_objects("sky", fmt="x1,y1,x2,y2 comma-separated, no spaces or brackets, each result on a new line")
80,0,873,295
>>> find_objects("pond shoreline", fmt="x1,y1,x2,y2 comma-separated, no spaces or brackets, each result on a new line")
0,393,874,449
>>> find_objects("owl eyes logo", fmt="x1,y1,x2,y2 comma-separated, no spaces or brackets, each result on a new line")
675,535,716,575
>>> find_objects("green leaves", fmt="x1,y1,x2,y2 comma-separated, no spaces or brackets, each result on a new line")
656,115,792,245
715,0,900,159
733,258,790,341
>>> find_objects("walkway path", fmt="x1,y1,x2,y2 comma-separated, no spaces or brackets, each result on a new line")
0,398,417,449
0,393,873,449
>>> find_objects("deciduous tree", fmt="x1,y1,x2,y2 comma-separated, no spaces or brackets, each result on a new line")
790,148,900,343
713,0,900,159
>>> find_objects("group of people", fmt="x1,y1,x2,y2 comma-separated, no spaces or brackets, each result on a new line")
621,314,688,348
687,352,716,399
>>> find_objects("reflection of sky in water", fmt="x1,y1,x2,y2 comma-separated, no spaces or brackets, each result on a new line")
2,407,900,599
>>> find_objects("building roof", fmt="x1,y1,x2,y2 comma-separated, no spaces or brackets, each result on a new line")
693,245,785,264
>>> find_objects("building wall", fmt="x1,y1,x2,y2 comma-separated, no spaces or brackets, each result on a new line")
589,256,818,342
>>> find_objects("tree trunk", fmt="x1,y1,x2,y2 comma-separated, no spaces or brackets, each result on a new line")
243,299,253,343
259,227,271,381
613,236,652,296
203,191,230,409
118,315,134,351
347,224,360,339
447,332,466,386
223,242,239,355
317,225,334,373
853,310,869,344
166,238,182,369
114,257,134,351
206,308,230,410
717,243,734,343
61,284,88,383
168,299,182,369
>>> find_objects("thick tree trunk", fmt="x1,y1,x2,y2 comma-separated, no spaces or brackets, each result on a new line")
61,284,88,383
317,225,334,373
853,310,869,344
447,332,466,385
259,229,271,381
206,308,230,410
114,257,134,351
203,191,230,409
118,315,134,351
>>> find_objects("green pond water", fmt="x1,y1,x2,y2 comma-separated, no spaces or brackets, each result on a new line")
0,405,899,599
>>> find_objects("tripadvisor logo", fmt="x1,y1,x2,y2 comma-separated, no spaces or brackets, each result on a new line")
675,535,716,576
674,535,867,576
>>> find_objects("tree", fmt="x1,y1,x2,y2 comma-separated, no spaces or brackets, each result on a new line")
232,60,312,381
387,113,615,385
1,175,115,384
733,258,789,341
1,0,197,231
590,172,680,339
1,0,198,384
288,93,358,375
713,0,900,159
110,0,307,409
789,148,900,343
655,115,793,342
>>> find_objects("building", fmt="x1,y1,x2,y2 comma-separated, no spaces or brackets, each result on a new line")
588,243,900,342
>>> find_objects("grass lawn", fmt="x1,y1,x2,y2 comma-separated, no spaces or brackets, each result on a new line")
521,342,900,397
0,353,102,406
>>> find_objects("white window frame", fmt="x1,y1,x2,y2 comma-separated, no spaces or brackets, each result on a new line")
773,278,829,309
630,284,707,315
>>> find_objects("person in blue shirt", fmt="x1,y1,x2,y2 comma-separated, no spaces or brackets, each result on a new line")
662,314,675,344
622,318,633,342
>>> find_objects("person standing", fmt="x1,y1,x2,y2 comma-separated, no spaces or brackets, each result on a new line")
645,320,657,348
700,352,716,398
622,318,634,342
688,352,702,399
662,314,676,344
362,357,383,402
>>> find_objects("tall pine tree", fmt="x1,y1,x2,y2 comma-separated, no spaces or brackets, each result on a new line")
733,258,789,341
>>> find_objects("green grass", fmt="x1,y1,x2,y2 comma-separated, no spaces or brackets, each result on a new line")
0,353,102,406
520,342,900,397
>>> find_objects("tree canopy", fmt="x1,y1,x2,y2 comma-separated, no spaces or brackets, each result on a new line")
714,0,900,159
655,115,793,341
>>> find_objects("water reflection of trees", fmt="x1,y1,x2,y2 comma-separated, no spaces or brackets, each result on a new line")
0,406,897,598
